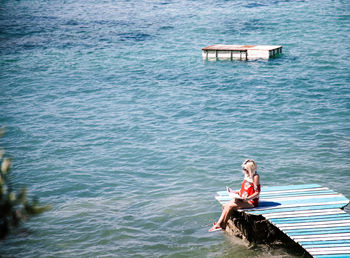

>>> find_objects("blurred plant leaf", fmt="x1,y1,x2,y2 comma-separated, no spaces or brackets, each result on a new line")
0,132,50,240
1,158,12,174
0,149,5,160
0,127,6,138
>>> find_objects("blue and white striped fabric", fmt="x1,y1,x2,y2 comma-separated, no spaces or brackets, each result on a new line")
215,184,350,258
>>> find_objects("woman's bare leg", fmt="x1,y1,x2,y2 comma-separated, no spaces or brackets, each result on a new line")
216,200,236,228
217,199,254,228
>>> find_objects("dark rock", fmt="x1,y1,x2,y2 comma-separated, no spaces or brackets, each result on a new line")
225,210,312,257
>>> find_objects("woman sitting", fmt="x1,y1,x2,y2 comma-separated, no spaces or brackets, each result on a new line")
209,159,261,232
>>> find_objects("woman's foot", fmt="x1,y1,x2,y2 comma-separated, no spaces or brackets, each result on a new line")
209,223,222,232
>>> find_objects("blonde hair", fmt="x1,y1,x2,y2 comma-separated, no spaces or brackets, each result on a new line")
242,159,258,179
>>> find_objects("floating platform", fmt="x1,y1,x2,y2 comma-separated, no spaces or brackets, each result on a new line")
202,44,282,60
215,184,350,258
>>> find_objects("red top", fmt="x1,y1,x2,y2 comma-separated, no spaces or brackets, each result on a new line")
239,176,261,207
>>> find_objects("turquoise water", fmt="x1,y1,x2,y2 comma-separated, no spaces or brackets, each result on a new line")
1,0,349,257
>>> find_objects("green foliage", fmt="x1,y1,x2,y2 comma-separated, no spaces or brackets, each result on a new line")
0,128,50,240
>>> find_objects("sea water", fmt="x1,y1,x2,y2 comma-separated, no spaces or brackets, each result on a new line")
0,0,349,257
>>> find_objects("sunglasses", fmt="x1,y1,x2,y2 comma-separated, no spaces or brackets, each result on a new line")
242,168,248,172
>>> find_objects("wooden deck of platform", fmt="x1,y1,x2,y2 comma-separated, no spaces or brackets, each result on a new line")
215,184,350,258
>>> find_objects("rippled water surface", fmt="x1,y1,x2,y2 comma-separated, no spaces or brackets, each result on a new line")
1,0,349,257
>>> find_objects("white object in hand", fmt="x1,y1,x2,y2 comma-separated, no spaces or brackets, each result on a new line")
226,186,243,199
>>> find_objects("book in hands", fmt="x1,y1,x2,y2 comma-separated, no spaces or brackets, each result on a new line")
226,186,243,199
